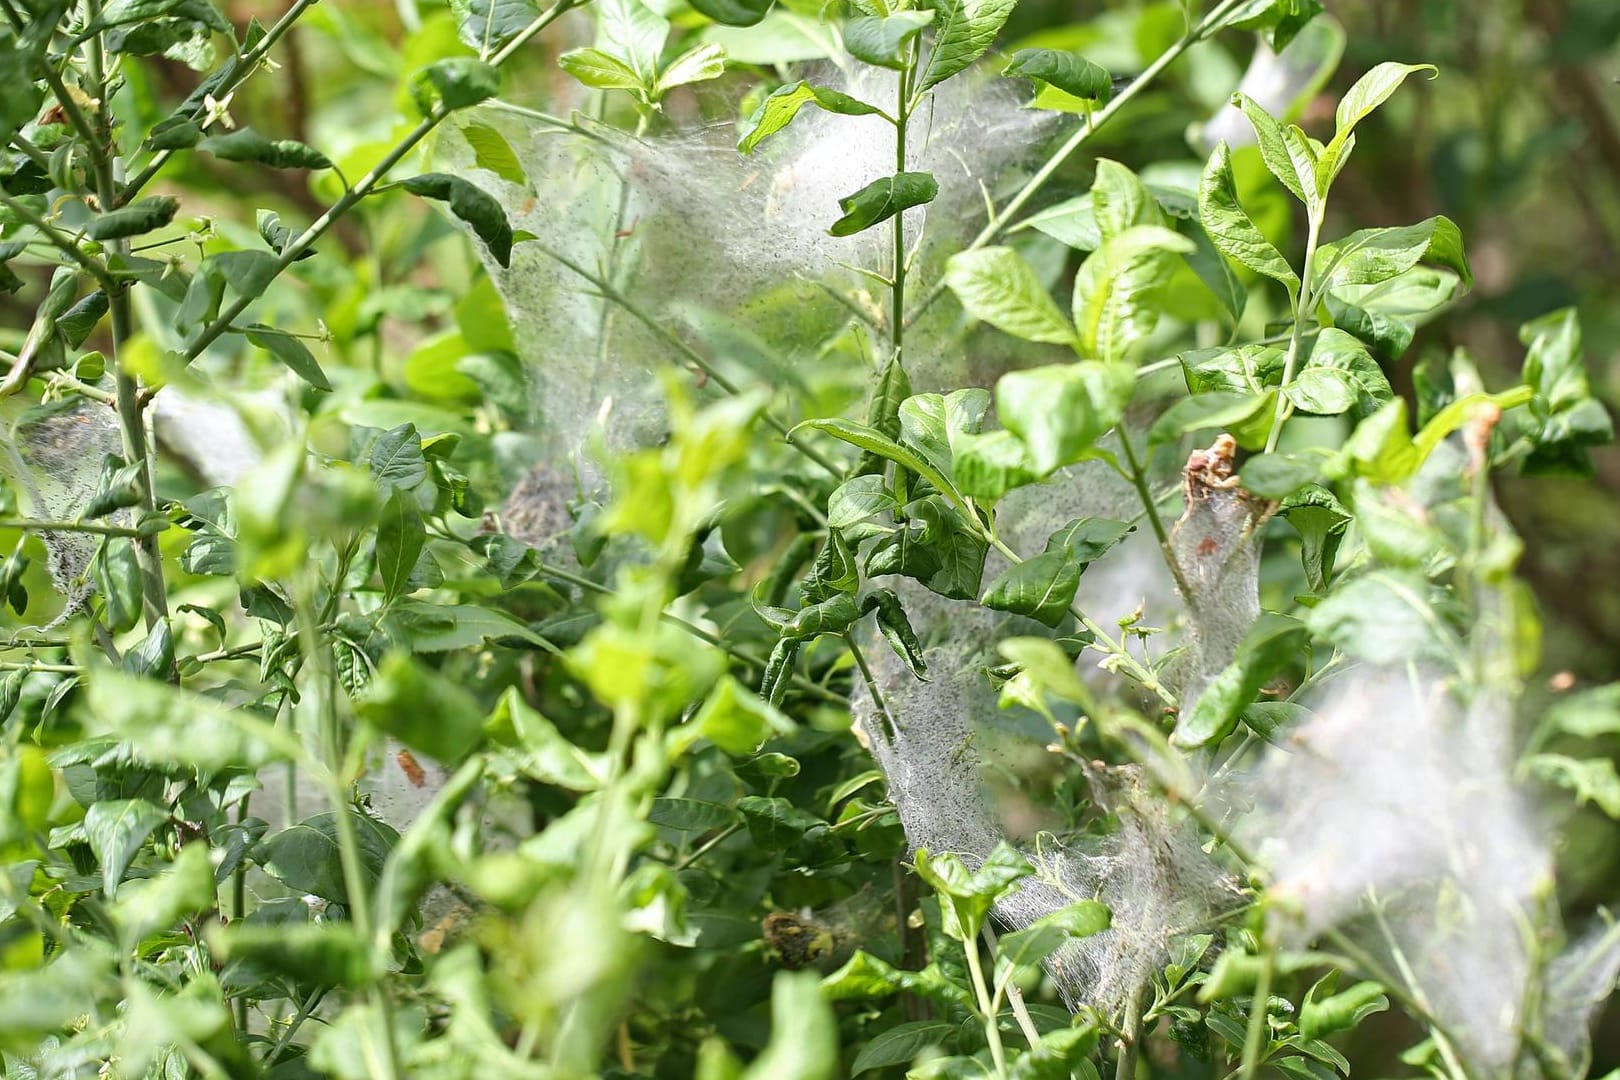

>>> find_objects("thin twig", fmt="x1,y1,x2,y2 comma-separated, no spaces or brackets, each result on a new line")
905,0,1251,327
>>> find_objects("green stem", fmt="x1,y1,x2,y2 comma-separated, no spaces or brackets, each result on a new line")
292,570,401,1080
264,987,329,1065
1264,209,1323,455
1116,985,1143,1080
1118,432,1195,603
905,0,1250,327
846,632,899,741
0,659,79,673
84,0,171,637
1367,897,1472,1080
117,0,325,205
8,133,51,174
891,48,911,367
36,62,100,163
0,189,114,293
1238,953,1272,1079
0,517,149,537
982,923,1043,1048
964,928,1010,1078
673,821,742,871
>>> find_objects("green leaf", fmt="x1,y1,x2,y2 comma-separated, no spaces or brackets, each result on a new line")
1020,194,1100,250
998,362,1133,474
375,488,425,603
1331,62,1436,146
84,798,168,897
796,418,962,508
1305,327,1392,417
981,549,1082,627
1046,517,1133,563
953,430,1040,502
255,811,399,903
828,474,898,539
688,675,794,755
1239,450,1329,499
86,196,180,241
821,949,908,1000
658,43,727,94
1072,224,1194,364
58,290,110,346
460,122,527,185
1181,343,1286,395
411,57,501,115
1199,142,1299,294
1007,1026,1101,1080
487,687,602,790
1173,614,1307,748
110,843,215,945
1092,163,1165,241
1306,571,1453,666
199,128,332,169
844,12,934,69
1334,388,1532,484
1324,266,1458,359
1313,217,1471,294
781,592,863,639
99,0,232,31
648,797,738,832
368,423,427,492
689,0,773,27
1526,754,1620,818
1281,485,1350,591
400,173,513,267
850,1020,956,1074
85,666,295,771
739,972,839,1080
1545,684,1620,739
451,0,540,53
211,921,380,987
998,637,1091,705
355,651,486,760
0,34,44,145
1003,49,1111,104
596,0,670,81
944,246,1077,346
1186,222,1249,324
1283,366,1359,415
897,387,988,484
1299,976,1389,1041
737,81,883,154
915,0,1017,94
829,171,939,237
995,900,1111,974
865,588,928,679
737,795,823,849
243,324,331,390
1148,390,1273,447
1233,92,1317,208
1521,308,1615,474
558,46,644,91
913,844,1032,941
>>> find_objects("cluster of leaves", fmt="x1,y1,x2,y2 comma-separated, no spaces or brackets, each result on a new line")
0,0,1618,1078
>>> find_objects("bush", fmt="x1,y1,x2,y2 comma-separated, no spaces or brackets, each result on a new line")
0,1,1617,1078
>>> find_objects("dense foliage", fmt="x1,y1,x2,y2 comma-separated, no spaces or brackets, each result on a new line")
1,1,1618,1078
